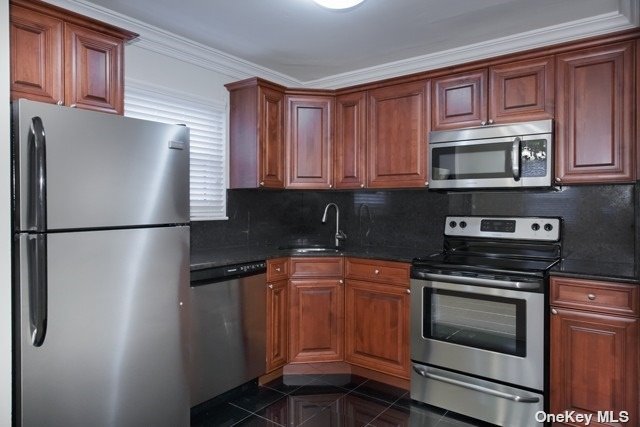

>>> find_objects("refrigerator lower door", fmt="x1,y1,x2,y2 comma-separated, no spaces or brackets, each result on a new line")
16,226,190,427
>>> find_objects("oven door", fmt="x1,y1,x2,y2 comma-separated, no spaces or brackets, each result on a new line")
428,135,551,189
410,276,544,391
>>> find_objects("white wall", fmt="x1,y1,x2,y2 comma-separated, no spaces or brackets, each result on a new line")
0,0,12,424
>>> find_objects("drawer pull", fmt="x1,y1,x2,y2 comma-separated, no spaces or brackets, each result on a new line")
406,289,411,294
551,308,558,315
338,279,344,284
268,284,274,289
275,267,281,272
374,269,380,275
587,293,596,301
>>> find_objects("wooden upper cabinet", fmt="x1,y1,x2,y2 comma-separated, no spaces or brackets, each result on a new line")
432,56,554,130
9,0,136,114
335,91,367,189
556,42,635,184
368,80,429,188
433,69,487,130
285,94,334,189
226,78,286,189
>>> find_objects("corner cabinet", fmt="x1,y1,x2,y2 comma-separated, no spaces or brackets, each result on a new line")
550,276,639,426
555,42,635,184
226,78,286,189
9,0,136,114
344,258,411,379
432,56,554,130
285,93,334,189
367,80,429,188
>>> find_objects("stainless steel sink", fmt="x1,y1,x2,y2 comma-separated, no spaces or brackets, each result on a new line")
279,245,340,254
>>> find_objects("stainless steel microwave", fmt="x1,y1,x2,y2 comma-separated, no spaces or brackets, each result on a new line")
428,120,553,190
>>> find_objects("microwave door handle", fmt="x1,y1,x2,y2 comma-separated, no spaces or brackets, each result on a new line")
511,137,521,181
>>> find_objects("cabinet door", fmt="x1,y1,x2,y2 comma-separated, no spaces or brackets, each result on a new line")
432,69,486,130
335,91,367,189
345,280,410,379
285,95,333,189
259,86,286,188
64,23,124,114
489,56,554,123
550,307,638,426
266,279,288,372
368,81,429,188
289,279,344,363
10,4,64,104
556,42,635,184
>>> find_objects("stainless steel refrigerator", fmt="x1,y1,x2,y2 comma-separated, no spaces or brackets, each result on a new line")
12,99,191,427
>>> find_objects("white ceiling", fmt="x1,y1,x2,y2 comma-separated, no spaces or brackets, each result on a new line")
50,0,638,88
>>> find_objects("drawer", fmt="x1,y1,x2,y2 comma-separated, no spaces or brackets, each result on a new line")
550,276,639,317
267,258,289,281
345,258,410,286
289,257,343,278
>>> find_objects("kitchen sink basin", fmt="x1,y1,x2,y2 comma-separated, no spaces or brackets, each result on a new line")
278,244,340,254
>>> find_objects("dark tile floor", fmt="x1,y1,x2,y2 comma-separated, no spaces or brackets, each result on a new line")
191,374,494,426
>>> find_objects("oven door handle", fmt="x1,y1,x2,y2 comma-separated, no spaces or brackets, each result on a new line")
412,365,540,404
419,272,540,290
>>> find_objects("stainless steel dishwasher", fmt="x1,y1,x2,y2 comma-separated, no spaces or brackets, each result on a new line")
189,261,267,407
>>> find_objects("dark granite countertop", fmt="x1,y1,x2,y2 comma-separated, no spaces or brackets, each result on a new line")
190,245,422,271
551,259,639,284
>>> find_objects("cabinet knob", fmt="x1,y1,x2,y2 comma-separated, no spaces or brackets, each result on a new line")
329,184,333,188
587,293,596,301
555,177,562,183
338,279,344,284
275,267,281,272
360,184,365,188
69,104,77,108
424,181,428,186
488,119,494,125
268,284,274,289
406,289,411,294
56,100,63,106
259,181,265,186
481,121,487,126
551,308,558,315
374,269,380,275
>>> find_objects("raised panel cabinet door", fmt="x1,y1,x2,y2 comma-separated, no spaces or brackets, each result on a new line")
289,279,344,363
335,91,367,189
550,308,638,426
488,56,554,123
285,95,334,189
556,42,635,184
10,4,64,104
345,280,410,379
432,69,486,130
65,23,123,114
259,86,286,188
367,80,429,188
266,279,288,372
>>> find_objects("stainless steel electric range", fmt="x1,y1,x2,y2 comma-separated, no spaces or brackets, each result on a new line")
410,216,561,427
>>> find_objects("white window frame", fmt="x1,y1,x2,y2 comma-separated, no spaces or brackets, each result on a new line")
124,78,228,221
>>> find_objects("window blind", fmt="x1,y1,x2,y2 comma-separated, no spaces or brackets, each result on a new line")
124,80,228,221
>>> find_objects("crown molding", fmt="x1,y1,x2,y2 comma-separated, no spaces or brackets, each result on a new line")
43,0,638,90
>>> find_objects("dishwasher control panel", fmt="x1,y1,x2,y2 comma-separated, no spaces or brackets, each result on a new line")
225,261,266,276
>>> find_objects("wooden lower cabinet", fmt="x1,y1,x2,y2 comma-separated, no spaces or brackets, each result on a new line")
266,279,288,372
345,279,410,379
550,277,639,426
289,278,344,363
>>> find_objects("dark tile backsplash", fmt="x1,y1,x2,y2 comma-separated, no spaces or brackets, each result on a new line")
192,184,636,264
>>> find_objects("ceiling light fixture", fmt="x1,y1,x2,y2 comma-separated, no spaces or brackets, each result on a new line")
312,0,365,10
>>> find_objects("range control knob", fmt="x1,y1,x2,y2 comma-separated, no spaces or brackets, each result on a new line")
544,223,554,232
459,221,467,229
449,221,457,228
531,223,540,231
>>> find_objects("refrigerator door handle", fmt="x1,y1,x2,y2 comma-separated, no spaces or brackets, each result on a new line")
28,116,47,232
27,234,48,347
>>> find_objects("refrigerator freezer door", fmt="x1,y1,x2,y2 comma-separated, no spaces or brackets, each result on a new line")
16,226,190,427
13,99,189,231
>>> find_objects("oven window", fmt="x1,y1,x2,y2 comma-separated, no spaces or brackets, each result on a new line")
423,289,526,357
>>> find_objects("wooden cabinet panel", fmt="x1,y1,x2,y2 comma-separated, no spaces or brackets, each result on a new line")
260,86,286,188
556,42,635,184
266,279,288,372
368,80,429,188
289,257,343,278
345,258,410,286
433,70,486,130
64,23,123,114
286,95,334,189
551,277,639,317
267,257,289,281
10,4,63,104
550,307,638,426
488,56,554,123
289,278,344,363
335,91,367,189
345,279,410,379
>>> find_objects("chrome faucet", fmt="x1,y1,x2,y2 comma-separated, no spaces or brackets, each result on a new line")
321,203,347,247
